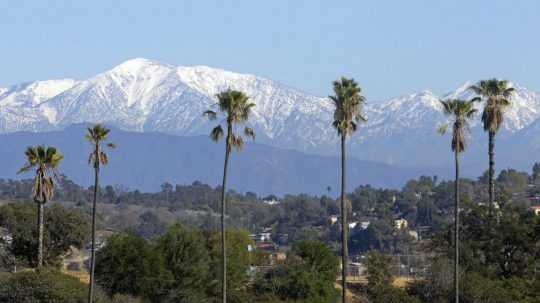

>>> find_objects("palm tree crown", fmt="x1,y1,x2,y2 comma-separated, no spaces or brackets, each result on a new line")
18,145,63,203
204,89,256,150
469,79,514,133
86,124,116,167
439,99,478,153
330,77,367,137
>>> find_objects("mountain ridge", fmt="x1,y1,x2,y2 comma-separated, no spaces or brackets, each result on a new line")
1,58,540,172
0,124,424,195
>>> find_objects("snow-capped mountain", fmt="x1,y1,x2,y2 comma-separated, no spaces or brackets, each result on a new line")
1,58,540,172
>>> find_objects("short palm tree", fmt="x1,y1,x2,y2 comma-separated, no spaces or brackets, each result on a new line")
203,89,255,303
439,98,477,303
330,77,366,303
18,145,63,268
86,124,115,303
469,79,514,212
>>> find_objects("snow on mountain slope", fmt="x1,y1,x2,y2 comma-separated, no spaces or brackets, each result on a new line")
43,58,201,131
0,79,78,131
0,79,77,107
176,64,335,147
363,91,442,138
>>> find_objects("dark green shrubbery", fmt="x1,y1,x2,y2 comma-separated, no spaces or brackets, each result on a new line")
253,240,339,303
95,225,255,303
0,269,108,303
0,202,89,266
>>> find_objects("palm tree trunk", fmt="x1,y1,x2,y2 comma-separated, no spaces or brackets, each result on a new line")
221,126,232,303
488,131,495,213
454,149,460,303
341,134,348,303
37,201,44,268
88,145,100,303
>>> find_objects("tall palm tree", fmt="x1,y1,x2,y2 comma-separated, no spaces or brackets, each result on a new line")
330,77,366,303
18,145,63,268
86,124,115,303
203,89,255,303
439,99,477,303
469,79,514,213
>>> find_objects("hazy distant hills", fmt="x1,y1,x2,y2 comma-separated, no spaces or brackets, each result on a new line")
1,58,539,190
0,125,424,195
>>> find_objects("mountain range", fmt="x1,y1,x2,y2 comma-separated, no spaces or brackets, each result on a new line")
1,58,539,193
0,125,423,195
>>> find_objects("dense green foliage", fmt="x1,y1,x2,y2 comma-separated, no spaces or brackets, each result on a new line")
0,269,108,303
155,224,211,302
407,202,540,302
94,226,255,303
0,202,89,266
94,232,168,301
253,240,339,303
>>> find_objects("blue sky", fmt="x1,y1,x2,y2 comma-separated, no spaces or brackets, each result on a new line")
1,0,539,100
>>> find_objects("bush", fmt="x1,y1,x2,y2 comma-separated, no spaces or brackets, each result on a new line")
253,240,339,303
94,232,169,301
0,269,107,303
155,224,210,302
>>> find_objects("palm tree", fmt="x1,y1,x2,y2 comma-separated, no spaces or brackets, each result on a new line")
439,98,477,303
203,89,255,303
18,145,63,268
86,124,115,303
469,79,514,213
330,77,366,303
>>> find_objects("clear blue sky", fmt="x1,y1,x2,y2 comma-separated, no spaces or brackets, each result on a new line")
1,0,539,100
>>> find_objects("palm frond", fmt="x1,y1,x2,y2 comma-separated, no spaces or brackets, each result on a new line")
437,123,449,135
230,134,244,151
99,151,109,165
203,110,218,120
244,127,255,140
210,125,224,142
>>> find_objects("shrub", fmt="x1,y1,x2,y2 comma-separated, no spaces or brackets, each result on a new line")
0,269,108,303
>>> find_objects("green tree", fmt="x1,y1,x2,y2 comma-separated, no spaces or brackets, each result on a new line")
203,89,255,303
330,77,367,303
469,79,514,211
532,162,540,184
497,168,529,193
156,224,210,302
17,145,63,267
95,232,168,301
365,251,393,293
439,98,477,303
86,124,116,303
0,202,90,268
206,229,254,303
253,240,339,303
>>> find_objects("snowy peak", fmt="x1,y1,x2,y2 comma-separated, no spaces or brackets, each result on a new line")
0,79,77,107
176,65,258,97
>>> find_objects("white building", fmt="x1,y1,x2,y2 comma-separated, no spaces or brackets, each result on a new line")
394,218,408,230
